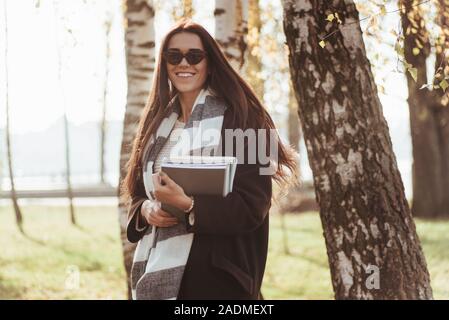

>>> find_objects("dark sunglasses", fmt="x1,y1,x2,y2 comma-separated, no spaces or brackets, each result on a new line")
163,49,207,65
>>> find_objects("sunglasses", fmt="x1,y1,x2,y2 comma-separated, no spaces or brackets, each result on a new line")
163,48,207,65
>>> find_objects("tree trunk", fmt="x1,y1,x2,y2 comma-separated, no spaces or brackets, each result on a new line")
288,80,301,153
282,0,433,299
63,112,76,225
214,0,248,71
3,0,24,234
246,0,263,99
52,0,76,225
100,14,112,185
120,0,156,300
432,0,449,214
399,0,449,217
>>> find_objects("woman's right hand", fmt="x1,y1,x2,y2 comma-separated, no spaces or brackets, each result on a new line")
140,199,179,227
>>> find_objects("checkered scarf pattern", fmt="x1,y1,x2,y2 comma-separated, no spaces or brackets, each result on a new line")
130,88,227,300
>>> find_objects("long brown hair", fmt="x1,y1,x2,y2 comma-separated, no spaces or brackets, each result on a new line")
121,19,298,203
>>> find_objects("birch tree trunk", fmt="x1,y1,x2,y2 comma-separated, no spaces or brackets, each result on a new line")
52,0,76,225
282,0,433,299
3,0,24,234
400,0,449,217
246,0,263,99
214,0,248,71
100,13,112,185
119,0,156,299
63,112,75,225
288,80,300,153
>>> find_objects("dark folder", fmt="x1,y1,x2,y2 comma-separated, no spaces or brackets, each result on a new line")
160,156,237,220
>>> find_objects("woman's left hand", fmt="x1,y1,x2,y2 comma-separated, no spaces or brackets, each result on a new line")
152,171,192,211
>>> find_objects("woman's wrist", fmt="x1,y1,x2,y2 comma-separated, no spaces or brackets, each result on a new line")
177,194,193,212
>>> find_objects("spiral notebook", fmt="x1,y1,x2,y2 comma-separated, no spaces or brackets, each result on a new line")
160,156,238,220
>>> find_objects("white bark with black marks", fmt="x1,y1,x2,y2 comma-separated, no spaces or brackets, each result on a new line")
214,0,248,71
119,0,155,299
282,0,433,299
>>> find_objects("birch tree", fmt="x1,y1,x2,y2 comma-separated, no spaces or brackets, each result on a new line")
100,7,113,185
52,0,76,225
119,0,156,299
3,0,24,234
282,0,433,299
246,0,263,99
214,0,248,71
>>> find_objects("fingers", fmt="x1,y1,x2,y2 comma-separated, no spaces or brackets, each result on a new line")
158,171,173,186
158,210,174,218
152,173,170,200
148,208,178,227
159,171,176,186
152,173,162,188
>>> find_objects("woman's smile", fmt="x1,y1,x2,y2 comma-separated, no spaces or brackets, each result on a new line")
175,71,197,78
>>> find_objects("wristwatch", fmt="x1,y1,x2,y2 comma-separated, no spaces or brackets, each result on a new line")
187,211,195,227
184,196,195,227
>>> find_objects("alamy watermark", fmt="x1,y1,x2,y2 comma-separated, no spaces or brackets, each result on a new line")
65,265,80,291
365,264,380,290
166,122,281,175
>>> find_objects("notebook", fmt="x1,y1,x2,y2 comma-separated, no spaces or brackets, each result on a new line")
159,156,238,220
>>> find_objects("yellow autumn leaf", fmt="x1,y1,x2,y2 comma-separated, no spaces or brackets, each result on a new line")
368,16,378,29
319,40,326,48
380,5,387,16
412,47,420,56
394,42,404,57
335,12,342,24
440,79,449,92
326,14,335,22
415,38,423,49
408,67,418,82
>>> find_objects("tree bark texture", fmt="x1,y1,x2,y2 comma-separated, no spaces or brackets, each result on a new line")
119,0,155,299
282,0,433,299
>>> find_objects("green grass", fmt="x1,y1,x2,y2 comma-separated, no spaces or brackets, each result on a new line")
0,205,127,299
263,212,449,299
0,205,448,299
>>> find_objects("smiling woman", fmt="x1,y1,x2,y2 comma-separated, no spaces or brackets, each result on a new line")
121,18,298,300
164,32,209,123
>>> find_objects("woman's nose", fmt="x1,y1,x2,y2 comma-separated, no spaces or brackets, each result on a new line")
179,57,190,66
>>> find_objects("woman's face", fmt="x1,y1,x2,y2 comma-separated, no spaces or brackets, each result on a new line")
166,32,208,95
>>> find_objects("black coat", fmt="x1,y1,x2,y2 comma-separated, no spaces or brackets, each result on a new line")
127,107,273,299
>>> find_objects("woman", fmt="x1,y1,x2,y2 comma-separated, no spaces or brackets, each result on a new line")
122,19,297,300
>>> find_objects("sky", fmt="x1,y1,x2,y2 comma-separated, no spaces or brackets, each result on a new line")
0,0,216,134
0,0,417,197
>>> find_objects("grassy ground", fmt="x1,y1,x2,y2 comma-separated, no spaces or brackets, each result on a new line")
0,205,448,299
0,205,127,299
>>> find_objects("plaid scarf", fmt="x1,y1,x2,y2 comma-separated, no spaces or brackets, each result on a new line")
131,88,228,300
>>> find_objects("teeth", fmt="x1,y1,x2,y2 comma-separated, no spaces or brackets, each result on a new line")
176,72,195,77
